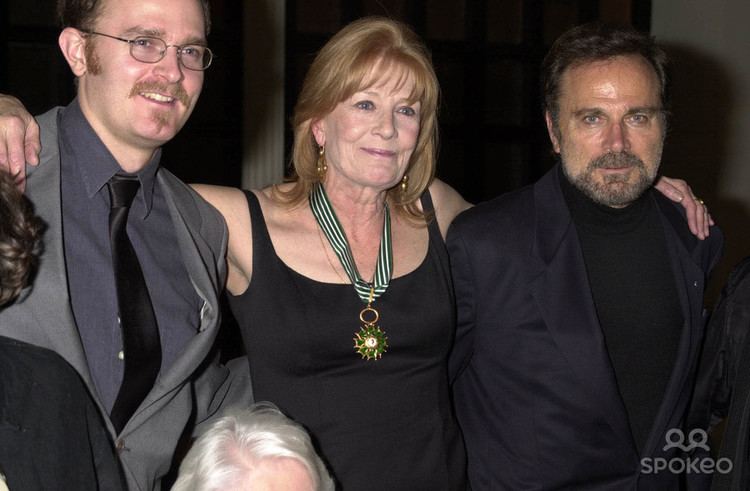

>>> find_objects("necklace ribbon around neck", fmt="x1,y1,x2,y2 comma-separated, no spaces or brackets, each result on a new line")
309,183,393,360
309,183,393,302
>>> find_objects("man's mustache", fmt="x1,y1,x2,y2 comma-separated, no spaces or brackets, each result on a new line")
590,151,645,170
129,81,190,107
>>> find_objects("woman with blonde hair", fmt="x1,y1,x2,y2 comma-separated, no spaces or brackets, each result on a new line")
196,17,470,488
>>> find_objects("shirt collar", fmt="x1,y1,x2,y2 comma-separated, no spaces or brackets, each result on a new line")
59,98,161,218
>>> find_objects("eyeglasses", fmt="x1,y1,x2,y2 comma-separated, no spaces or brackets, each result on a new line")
82,31,213,71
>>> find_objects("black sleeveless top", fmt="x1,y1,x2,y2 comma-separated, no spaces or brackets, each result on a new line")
228,191,466,490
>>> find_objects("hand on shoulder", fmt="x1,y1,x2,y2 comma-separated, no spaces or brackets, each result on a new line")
0,94,40,191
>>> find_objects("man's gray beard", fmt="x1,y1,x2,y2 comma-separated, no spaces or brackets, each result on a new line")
563,152,657,207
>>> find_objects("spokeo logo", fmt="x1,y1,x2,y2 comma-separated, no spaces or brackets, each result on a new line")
640,429,732,475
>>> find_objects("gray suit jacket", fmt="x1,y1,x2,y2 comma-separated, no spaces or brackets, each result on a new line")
0,108,253,490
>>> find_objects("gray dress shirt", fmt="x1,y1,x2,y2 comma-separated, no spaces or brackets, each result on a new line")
59,99,201,411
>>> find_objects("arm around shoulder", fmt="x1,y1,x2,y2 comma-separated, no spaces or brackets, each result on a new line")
428,178,472,239
191,184,253,293
191,184,248,229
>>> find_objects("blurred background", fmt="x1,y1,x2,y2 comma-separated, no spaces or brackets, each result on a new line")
2,0,748,301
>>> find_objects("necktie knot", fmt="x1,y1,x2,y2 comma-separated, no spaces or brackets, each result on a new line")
108,175,140,209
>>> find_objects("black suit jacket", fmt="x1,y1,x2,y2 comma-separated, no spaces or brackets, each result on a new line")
0,336,124,490
447,166,722,490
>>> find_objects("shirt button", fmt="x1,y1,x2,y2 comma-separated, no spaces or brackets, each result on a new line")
118,350,124,360
115,439,125,453
694,281,699,287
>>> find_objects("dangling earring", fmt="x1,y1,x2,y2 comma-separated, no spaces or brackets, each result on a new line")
400,174,409,194
316,146,327,180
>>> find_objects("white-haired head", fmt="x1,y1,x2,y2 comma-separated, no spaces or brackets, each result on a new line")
172,402,334,491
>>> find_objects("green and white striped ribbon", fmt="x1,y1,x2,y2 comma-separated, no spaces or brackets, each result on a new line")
309,183,393,304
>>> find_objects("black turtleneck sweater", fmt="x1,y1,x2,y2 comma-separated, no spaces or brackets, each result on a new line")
560,169,683,455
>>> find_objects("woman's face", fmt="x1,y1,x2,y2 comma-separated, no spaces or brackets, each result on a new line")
312,65,422,193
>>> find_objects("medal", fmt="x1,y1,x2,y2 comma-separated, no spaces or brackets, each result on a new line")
354,290,388,360
310,183,393,360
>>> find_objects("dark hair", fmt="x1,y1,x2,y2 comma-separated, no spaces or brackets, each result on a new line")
57,0,212,35
0,173,42,306
541,22,668,127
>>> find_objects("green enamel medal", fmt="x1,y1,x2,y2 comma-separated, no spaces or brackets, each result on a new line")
353,291,388,360
310,184,393,361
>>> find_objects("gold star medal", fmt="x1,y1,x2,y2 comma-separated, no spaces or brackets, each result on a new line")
309,184,393,361
354,304,387,360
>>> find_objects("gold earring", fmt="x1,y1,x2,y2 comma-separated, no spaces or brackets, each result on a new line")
400,174,409,194
316,146,327,179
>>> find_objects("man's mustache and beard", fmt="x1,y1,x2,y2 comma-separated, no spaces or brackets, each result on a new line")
129,81,191,129
86,43,193,132
563,151,660,207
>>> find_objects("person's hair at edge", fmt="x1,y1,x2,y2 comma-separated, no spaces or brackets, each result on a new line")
0,172,42,307
541,21,669,136
56,0,212,35
171,402,335,491
282,16,440,219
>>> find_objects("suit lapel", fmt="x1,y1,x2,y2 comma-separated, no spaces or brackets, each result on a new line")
120,172,222,433
528,168,634,446
23,109,93,387
139,172,221,402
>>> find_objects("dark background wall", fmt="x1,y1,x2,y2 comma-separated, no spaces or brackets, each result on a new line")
1,0,651,203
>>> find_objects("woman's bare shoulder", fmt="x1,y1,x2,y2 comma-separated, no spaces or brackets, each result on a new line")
190,184,248,219
427,179,472,238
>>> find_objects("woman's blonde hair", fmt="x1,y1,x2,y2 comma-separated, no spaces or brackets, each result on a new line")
282,16,440,218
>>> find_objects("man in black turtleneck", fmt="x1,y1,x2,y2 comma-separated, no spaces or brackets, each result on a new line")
448,23,722,490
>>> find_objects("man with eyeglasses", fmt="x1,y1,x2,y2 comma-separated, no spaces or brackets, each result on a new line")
0,0,252,490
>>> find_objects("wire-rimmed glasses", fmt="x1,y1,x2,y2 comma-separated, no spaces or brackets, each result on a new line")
82,31,213,71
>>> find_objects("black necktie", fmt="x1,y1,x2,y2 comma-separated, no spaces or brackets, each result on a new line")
107,175,161,434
